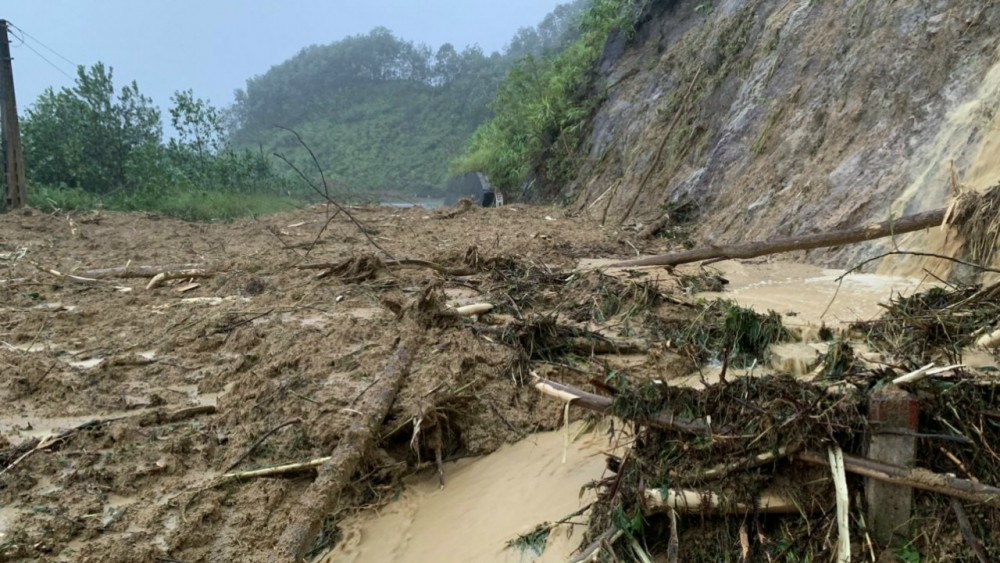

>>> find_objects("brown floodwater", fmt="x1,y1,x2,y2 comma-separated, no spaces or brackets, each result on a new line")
317,259,935,562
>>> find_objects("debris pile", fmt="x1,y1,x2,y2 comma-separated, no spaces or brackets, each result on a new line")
538,279,1000,562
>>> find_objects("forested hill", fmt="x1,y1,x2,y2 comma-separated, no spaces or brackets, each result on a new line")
228,2,590,196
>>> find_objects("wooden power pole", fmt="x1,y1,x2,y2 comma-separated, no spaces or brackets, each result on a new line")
0,19,27,211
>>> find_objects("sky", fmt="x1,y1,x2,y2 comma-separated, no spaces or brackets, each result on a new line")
4,0,565,121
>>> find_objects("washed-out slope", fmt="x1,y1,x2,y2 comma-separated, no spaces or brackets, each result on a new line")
567,0,1000,274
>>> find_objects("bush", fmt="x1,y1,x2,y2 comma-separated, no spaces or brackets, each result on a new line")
28,182,299,222
20,63,299,220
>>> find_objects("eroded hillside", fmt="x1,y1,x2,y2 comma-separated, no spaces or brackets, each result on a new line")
568,0,1000,274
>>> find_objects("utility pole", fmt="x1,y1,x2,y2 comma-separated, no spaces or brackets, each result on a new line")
0,20,27,211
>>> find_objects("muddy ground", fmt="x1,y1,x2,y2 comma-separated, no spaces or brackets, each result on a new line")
0,202,698,562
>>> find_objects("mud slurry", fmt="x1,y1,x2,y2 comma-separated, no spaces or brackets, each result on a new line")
0,204,691,562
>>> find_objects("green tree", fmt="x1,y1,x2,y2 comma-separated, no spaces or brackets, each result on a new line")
227,3,594,197
23,62,163,194
22,63,293,217
455,0,633,195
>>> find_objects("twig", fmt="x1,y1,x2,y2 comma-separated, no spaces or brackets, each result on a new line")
275,126,333,207
0,419,117,478
940,447,990,562
951,499,989,563
26,313,49,354
29,362,58,392
220,456,330,482
273,132,394,260
667,508,679,563
27,260,104,285
835,251,1000,282
569,528,624,563
225,418,304,472
301,207,343,261
146,268,213,290
673,445,801,483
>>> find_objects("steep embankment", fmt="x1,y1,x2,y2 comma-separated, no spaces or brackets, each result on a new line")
568,0,1000,276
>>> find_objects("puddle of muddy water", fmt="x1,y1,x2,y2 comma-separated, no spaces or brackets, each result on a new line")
579,258,933,330
320,423,612,563
693,261,933,329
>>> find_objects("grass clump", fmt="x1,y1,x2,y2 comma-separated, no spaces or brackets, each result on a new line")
662,299,792,368
29,184,299,222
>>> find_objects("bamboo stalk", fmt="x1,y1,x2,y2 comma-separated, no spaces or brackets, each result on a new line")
641,487,801,514
610,209,947,268
534,377,712,436
797,450,1000,507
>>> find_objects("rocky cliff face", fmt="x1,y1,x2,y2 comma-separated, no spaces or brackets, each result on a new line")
567,0,1000,274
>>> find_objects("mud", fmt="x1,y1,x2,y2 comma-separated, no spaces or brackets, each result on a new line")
3,202,984,562
0,203,675,562
325,422,610,563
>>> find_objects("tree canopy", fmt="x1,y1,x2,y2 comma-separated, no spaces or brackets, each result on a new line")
20,63,292,219
16,0,607,218
228,2,594,196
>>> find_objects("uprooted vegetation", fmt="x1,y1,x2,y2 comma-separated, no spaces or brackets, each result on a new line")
550,276,1000,562
0,203,701,562
2,197,1000,562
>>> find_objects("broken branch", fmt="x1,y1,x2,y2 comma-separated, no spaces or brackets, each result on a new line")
225,418,304,472
797,450,1000,507
533,377,712,436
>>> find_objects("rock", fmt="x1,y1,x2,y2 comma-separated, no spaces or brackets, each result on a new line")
768,342,822,376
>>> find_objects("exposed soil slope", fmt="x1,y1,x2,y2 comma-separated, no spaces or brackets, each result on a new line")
568,0,1000,273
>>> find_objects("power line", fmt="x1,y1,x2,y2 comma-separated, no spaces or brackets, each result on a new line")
6,26,76,82
8,22,78,68
13,35,76,82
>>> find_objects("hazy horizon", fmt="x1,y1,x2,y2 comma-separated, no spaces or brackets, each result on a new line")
4,0,566,125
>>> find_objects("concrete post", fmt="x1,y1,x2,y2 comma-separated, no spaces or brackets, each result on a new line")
866,384,919,547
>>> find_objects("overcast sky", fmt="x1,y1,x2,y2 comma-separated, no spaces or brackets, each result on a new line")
4,0,565,119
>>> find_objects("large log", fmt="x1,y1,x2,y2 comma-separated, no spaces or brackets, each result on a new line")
611,209,947,268
273,331,424,561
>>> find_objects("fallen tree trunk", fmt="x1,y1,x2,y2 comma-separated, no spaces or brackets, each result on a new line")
274,330,424,561
611,209,947,268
